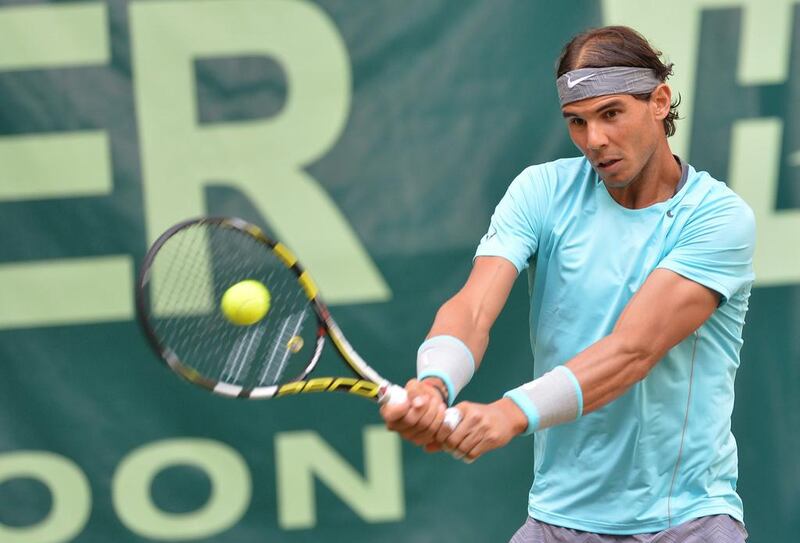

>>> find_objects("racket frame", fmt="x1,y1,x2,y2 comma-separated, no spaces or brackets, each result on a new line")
136,216,399,402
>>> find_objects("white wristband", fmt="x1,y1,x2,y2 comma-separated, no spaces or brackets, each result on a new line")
503,365,583,434
416,335,475,406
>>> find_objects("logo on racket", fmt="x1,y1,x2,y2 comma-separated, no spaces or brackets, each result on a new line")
277,377,379,398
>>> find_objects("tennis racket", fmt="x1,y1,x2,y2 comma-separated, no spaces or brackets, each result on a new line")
135,216,462,429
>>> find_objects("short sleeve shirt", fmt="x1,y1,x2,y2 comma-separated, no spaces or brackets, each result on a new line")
475,156,755,534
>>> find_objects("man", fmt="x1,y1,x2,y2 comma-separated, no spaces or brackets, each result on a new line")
381,26,754,542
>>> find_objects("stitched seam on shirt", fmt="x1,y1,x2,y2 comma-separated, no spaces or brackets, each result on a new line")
667,330,700,526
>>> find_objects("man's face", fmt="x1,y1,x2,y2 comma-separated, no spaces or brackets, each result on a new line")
561,90,666,189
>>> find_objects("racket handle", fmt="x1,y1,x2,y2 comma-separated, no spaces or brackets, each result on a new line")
380,384,408,405
443,407,462,430
443,407,464,462
380,385,461,432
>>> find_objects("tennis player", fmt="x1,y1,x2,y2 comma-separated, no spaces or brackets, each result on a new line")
381,26,754,542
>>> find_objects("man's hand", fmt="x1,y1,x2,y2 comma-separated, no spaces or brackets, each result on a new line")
380,379,448,448
434,398,527,462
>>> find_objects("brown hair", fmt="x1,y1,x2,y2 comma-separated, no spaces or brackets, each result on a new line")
556,26,680,137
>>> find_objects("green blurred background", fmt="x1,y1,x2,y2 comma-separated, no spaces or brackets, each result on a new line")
0,0,797,541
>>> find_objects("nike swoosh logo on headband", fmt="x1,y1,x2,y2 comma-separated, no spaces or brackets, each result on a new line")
566,73,596,88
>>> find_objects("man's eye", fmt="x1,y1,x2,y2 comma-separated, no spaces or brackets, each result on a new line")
605,110,618,119
569,118,585,126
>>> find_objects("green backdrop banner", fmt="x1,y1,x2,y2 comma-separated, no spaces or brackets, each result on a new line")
0,1,797,542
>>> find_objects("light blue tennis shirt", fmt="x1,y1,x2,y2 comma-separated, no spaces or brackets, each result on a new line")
475,156,755,534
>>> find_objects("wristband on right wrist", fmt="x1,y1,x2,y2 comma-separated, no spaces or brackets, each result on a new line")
416,335,475,406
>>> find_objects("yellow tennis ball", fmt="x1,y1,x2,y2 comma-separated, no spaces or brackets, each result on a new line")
221,280,271,325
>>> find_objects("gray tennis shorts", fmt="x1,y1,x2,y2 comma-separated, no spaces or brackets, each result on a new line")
509,514,748,542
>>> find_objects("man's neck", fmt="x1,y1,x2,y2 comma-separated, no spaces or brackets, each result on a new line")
606,143,682,209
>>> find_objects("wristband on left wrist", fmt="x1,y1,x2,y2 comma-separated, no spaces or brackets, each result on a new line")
503,365,583,435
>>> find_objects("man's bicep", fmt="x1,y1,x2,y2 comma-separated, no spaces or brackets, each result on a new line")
433,256,517,332
460,256,519,326
427,256,517,368
613,268,719,363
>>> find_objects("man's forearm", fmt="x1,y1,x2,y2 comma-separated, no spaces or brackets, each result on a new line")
564,332,657,414
426,295,490,369
563,268,719,414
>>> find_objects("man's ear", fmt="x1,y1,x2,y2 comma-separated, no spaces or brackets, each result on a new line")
651,84,672,121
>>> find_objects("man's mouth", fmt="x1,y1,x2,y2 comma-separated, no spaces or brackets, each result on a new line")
596,158,621,170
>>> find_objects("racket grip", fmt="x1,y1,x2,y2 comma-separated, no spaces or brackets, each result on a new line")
380,384,408,405
443,407,462,430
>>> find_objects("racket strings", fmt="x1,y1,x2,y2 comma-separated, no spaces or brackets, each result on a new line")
155,229,223,369
206,227,313,386
221,239,311,385
144,222,319,390
165,231,218,363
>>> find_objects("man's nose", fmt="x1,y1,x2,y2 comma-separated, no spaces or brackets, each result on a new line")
586,122,608,151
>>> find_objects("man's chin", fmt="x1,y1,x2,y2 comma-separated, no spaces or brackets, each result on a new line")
604,179,635,189
600,173,635,190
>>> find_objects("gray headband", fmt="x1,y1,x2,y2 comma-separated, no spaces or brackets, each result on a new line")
556,67,661,106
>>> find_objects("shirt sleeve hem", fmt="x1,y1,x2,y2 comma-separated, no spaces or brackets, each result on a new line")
473,249,526,274
655,261,733,303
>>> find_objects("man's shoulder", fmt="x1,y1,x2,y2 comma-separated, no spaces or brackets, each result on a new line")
523,156,591,178
514,156,591,193
684,164,754,218
680,165,756,247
